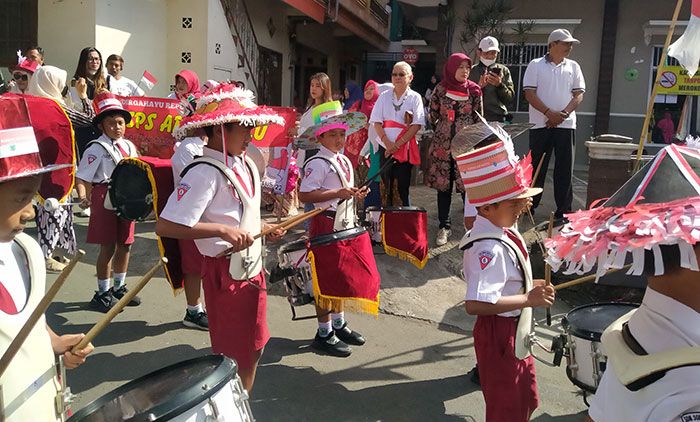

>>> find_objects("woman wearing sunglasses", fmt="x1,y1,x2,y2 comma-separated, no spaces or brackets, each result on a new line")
9,59,39,94
369,61,425,206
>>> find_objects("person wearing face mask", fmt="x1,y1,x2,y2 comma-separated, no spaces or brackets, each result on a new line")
469,36,514,123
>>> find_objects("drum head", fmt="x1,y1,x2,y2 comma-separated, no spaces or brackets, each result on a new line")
109,161,153,221
68,355,237,421
381,206,426,213
564,302,638,342
310,226,366,247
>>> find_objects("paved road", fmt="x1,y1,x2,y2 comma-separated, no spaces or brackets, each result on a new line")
41,180,591,421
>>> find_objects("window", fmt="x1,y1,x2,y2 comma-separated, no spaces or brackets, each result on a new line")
500,43,548,112
650,45,692,143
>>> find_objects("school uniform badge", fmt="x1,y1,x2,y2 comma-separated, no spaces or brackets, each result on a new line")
478,250,494,270
176,183,190,201
87,154,97,165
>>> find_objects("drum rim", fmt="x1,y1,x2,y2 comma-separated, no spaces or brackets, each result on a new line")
278,238,309,254
67,355,237,421
364,206,426,212
108,160,154,222
564,301,638,341
309,226,367,247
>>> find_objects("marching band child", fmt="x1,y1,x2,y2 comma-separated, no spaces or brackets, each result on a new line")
298,101,370,357
459,141,554,421
75,92,139,313
0,98,93,421
156,84,285,392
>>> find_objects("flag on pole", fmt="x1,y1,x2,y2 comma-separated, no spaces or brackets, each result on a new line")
140,70,158,90
668,0,700,76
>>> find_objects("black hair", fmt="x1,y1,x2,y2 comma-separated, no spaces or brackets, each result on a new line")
203,126,215,138
643,244,682,276
25,46,44,58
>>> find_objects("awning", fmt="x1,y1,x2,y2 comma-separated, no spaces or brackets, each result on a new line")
283,0,326,24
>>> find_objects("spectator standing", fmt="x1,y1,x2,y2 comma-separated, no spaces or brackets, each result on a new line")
67,47,107,105
523,29,585,218
106,54,145,97
427,53,482,245
469,36,514,123
656,111,676,144
24,46,45,65
9,58,39,94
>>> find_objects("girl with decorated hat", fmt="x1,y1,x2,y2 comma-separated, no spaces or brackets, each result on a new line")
458,141,553,421
0,96,93,421
156,83,285,393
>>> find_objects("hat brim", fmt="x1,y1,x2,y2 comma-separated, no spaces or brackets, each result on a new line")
452,122,534,157
512,187,542,199
173,109,285,140
93,109,132,127
294,112,367,150
481,46,500,52
0,163,73,184
556,37,580,44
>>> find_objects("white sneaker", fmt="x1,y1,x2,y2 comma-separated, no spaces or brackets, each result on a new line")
436,228,452,246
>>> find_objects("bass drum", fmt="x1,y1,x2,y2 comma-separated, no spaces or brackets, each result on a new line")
67,355,253,421
108,156,174,221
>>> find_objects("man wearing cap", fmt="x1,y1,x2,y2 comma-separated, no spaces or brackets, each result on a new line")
523,28,585,219
469,36,514,123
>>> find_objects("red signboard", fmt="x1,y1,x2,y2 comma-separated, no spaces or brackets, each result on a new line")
120,96,181,158
403,47,419,65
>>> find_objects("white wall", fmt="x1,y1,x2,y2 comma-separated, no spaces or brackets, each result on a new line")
95,0,169,97
166,1,208,96
38,0,96,76
206,0,248,88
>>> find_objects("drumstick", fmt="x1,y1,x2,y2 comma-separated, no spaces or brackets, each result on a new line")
71,258,167,353
358,157,396,190
531,153,546,189
0,250,85,378
553,264,632,291
544,212,554,326
214,207,329,258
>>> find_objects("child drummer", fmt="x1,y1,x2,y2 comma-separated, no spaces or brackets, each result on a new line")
75,92,140,313
458,141,554,421
542,143,700,420
0,98,93,421
156,84,285,392
297,101,370,357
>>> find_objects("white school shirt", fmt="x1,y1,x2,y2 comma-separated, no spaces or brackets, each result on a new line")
462,215,524,317
299,146,353,212
522,55,586,130
75,134,138,183
107,75,145,97
171,136,205,184
0,241,31,313
464,193,477,218
588,288,700,422
159,146,254,257
369,88,425,144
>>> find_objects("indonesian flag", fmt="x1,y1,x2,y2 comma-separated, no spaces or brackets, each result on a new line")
140,70,158,90
668,0,700,76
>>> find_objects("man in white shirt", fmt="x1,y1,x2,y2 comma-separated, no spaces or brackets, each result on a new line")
523,28,585,219
106,54,145,97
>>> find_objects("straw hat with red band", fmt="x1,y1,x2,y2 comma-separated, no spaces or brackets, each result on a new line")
14,59,39,74
545,143,700,279
93,91,132,126
0,97,71,183
173,83,284,140
456,140,541,207
294,100,367,150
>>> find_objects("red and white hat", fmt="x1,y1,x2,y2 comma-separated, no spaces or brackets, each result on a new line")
0,97,71,183
93,91,132,126
456,140,541,207
13,58,39,74
173,83,284,140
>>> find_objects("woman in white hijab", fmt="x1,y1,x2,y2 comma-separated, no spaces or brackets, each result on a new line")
27,66,97,272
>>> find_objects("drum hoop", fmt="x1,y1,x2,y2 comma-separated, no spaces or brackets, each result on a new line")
108,157,155,222
564,301,639,342
67,355,237,421
309,226,367,247
381,206,426,213
278,238,309,254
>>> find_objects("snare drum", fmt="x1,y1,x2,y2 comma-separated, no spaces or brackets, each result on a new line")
363,206,428,269
68,355,253,421
277,238,314,306
562,302,639,393
364,206,383,243
108,156,174,221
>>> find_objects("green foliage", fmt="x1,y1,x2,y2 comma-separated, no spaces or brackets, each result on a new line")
457,0,513,53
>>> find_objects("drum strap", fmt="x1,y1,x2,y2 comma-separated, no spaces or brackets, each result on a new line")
302,155,356,231
87,138,136,166
602,310,700,391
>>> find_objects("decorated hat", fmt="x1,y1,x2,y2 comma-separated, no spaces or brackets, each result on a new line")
545,143,700,278
13,58,39,74
0,96,71,183
93,91,132,126
456,140,541,207
173,83,284,140
451,112,533,157
294,101,367,150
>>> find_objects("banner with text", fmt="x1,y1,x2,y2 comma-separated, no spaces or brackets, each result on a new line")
120,96,182,158
657,66,700,95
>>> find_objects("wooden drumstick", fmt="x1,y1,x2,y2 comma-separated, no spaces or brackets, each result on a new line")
553,264,632,291
544,212,554,326
71,258,167,353
0,250,85,378
531,153,546,190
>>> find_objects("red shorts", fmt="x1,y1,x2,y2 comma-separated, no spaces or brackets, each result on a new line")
201,256,269,371
309,213,334,238
86,184,135,245
179,238,204,276
473,315,539,421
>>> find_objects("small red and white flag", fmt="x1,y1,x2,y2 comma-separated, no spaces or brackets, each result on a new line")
668,0,700,76
140,70,157,90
